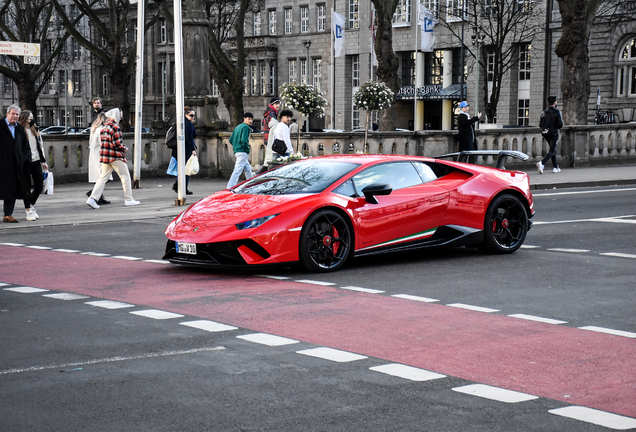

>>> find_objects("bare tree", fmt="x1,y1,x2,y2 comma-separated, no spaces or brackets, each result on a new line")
48,0,162,131
437,0,544,123
0,0,78,113
370,0,400,131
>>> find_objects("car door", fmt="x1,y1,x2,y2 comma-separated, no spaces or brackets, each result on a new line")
346,161,449,253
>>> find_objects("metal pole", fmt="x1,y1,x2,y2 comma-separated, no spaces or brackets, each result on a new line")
330,7,334,129
132,0,145,189
174,0,186,206
460,8,465,102
64,68,68,135
474,30,479,129
161,52,166,120
414,0,418,131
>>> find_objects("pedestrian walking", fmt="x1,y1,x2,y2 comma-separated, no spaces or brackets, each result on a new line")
18,110,48,221
90,97,104,126
289,119,299,135
537,96,564,174
227,112,254,189
86,112,111,204
272,109,294,157
172,107,197,195
1,104,30,223
457,101,481,152
262,97,280,146
86,108,140,209
256,115,279,175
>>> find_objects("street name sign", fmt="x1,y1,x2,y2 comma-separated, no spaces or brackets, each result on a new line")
0,41,40,57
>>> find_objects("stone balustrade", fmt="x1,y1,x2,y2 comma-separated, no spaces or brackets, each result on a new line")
41,123,636,184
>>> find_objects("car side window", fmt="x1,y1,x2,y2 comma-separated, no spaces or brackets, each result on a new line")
411,162,438,183
333,179,358,197
351,162,423,196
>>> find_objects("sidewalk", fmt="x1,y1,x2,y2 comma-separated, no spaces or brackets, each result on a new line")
1,165,635,229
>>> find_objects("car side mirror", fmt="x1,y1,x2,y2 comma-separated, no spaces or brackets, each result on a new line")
361,184,392,204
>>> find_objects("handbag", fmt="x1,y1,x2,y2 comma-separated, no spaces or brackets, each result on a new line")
167,156,178,176
272,138,287,155
185,155,199,176
44,170,54,195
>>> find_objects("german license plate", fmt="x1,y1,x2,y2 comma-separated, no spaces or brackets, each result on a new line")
176,242,197,255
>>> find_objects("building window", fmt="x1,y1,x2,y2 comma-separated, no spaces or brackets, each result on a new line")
72,70,82,94
288,59,297,84
518,44,531,80
59,71,67,94
269,62,276,94
260,62,267,95
514,0,532,13
159,19,166,43
452,48,465,84
517,99,529,126
71,38,81,59
313,58,322,92
46,110,55,127
4,76,11,93
352,104,360,129
251,63,258,95
300,59,307,84
423,0,438,15
487,50,495,82
317,4,326,32
349,0,359,29
212,78,219,97
402,52,415,86
254,11,261,36
102,75,109,96
300,6,309,33
269,10,276,35
446,0,465,22
285,8,293,34
616,37,636,97
352,54,360,88
393,0,411,25
74,109,84,128
48,75,56,93
244,66,249,95
425,50,443,85
37,110,44,126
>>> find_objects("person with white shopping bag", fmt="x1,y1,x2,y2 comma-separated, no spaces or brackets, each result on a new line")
86,108,140,209
169,106,197,195
18,110,48,221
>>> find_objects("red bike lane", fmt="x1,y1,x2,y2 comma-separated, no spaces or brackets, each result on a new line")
2,245,635,418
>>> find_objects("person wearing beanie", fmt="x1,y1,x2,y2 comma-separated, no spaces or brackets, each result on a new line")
86,108,140,208
227,112,254,188
262,97,280,147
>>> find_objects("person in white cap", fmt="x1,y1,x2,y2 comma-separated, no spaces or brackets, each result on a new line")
86,108,140,209
457,101,481,154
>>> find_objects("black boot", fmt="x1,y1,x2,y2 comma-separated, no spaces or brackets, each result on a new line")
97,195,111,205
172,182,178,193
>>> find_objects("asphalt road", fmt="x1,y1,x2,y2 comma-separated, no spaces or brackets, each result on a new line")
1,184,635,431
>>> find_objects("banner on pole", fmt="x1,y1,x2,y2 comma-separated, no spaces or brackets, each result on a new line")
371,6,377,66
419,5,438,53
332,11,346,58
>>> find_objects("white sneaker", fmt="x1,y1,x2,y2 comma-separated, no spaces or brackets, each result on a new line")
86,197,100,209
536,162,544,174
30,207,39,219
125,199,140,206
553,167,561,173
25,209,37,221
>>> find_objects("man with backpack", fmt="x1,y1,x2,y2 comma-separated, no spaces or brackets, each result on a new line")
537,96,564,174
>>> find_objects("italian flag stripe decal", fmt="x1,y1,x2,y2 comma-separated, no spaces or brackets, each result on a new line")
356,228,437,252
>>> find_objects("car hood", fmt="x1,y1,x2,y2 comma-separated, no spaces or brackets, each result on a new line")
178,190,310,228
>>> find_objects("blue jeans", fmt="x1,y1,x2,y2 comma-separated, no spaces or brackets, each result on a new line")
227,152,253,188
541,135,559,168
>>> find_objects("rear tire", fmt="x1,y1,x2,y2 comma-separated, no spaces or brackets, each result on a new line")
481,194,528,254
299,209,352,272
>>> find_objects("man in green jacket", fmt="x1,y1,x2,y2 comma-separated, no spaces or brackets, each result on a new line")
227,112,254,188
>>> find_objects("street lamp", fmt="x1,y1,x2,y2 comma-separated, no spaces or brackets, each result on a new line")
303,39,311,133
160,52,166,121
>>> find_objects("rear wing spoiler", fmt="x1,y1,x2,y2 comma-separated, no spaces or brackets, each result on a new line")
435,150,529,169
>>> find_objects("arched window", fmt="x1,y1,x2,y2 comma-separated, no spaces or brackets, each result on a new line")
616,37,636,97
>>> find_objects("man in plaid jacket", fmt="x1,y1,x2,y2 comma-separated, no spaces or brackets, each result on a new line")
86,108,140,208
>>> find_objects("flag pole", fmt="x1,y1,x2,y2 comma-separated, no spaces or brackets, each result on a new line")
331,8,335,129
414,0,418,131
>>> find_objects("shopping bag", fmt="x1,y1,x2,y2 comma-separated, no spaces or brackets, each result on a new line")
185,155,199,176
167,156,178,176
45,170,54,195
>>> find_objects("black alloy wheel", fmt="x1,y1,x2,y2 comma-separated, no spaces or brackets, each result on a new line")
299,209,352,272
481,193,528,254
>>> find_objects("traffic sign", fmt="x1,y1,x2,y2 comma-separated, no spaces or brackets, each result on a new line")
0,41,40,57
24,56,40,65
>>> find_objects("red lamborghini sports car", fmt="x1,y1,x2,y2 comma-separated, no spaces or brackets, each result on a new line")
164,153,534,272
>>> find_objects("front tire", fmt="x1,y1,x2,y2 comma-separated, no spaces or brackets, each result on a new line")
299,209,352,272
481,194,528,254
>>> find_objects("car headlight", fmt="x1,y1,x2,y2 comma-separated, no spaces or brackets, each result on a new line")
235,214,279,230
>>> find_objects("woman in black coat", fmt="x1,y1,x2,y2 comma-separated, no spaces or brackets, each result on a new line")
171,106,197,195
457,102,481,152
1,105,30,223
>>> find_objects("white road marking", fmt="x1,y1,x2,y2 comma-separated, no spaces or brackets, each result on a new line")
143,259,171,264
26,245,52,250
256,275,290,280
85,300,135,309
110,255,143,261
180,320,238,332
508,314,568,325
549,406,636,430
0,283,8,287
0,243,24,247
296,347,367,363
42,293,90,300
51,249,81,253
447,303,500,313
391,294,440,303
578,326,636,339
600,252,636,259
3,287,49,294
130,309,184,320
80,252,111,257
547,248,591,253
533,215,636,226
534,188,636,197
0,346,226,376
237,333,299,346
341,286,385,294
452,384,538,403
520,244,540,249
370,364,446,381
295,279,337,286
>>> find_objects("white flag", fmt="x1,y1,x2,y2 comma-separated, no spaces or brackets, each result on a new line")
332,10,346,58
371,5,377,66
419,5,437,52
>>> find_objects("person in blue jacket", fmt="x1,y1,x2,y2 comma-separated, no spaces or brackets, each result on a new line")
172,106,197,195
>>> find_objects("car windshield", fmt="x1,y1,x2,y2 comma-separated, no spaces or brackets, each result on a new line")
233,160,360,195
